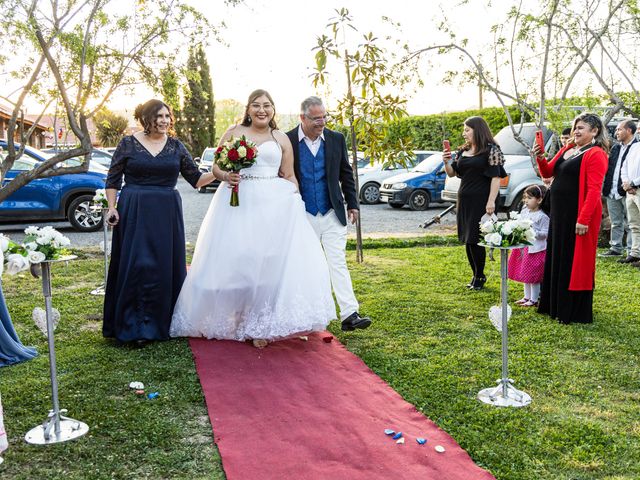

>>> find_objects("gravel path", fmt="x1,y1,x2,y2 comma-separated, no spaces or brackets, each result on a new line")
0,179,457,246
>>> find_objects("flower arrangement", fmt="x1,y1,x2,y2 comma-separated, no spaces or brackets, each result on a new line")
92,188,108,209
214,135,258,206
480,211,536,248
0,226,71,275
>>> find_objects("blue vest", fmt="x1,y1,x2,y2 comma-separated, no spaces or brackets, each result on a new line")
299,140,331,216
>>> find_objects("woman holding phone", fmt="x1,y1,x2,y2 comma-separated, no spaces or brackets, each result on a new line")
443,116,506,290
532,113,608,324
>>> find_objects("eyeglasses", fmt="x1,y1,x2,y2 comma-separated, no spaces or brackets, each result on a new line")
250,103,274,111
304,114,330,124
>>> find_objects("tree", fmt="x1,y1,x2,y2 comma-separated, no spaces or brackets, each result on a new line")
312,8,415,262
159,61,185,139
180,46,216,155
406,0,640,170
215,99,244,140
95,108,129,147
0,0,228,202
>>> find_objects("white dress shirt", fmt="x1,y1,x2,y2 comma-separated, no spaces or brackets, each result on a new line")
621,142,640,188
297,125,325,156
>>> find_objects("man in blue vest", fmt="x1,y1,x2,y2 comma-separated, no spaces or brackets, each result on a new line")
286,96,371,332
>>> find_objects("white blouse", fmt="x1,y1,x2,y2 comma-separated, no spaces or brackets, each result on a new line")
522,207,549,254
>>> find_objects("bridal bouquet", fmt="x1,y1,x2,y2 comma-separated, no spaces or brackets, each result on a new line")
214,135,258,206
1,227,71,275
480,211,535,248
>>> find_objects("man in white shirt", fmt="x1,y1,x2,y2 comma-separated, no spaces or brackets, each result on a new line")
600,120,635,257
620,129,640,266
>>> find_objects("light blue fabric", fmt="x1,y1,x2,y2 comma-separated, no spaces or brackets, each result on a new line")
0,280,37,367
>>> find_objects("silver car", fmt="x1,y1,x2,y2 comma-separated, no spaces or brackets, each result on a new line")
441,123,553,211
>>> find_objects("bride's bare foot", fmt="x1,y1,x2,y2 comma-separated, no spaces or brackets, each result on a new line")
252,339,268,349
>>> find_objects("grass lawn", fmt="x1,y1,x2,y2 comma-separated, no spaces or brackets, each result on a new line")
0,240,639,479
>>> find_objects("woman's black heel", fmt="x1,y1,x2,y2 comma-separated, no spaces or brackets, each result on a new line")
466,277,476,289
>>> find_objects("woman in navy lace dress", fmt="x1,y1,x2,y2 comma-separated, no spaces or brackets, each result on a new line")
103,99,216,344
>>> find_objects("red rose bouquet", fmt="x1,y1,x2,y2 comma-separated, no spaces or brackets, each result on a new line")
214,135,258,206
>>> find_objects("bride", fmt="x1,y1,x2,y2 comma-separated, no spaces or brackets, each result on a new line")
170,89,336,347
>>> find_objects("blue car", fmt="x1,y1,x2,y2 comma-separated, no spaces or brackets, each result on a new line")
0,142,107,232
379,153,447,210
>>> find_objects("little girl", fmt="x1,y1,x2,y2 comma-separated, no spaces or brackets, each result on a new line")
508,184,550,307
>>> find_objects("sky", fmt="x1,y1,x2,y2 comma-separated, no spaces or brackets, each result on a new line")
193,0,494,115
105,0,497,116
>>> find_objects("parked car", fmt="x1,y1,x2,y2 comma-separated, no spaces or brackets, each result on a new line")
42,147,112,172
194,147,221,193
0,142,107,232
357,150,439,204
379,153,448,210
441,123,551,211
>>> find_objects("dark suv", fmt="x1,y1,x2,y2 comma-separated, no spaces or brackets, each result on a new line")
0,142,106,232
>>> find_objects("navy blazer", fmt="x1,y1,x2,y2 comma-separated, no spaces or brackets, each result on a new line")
286,126,359,226
603,139,637,197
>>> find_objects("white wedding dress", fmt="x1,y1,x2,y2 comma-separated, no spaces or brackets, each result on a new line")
170,140,336,341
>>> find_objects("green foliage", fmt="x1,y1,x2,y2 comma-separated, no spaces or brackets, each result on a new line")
215,99,244,140
383,106,525,151
94,108,128,148
0,251,223,479
341,244,640,480
311,8,413,169
2,242,639,478
180,46,216,155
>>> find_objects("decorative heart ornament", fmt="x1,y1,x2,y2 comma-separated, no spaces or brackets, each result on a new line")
32,307,60,335
489,305,512,331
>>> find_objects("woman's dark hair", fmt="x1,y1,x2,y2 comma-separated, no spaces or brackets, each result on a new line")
134,99,175,135
524,184,547,200
463,116,498,153
241,89,278,129
572,112,610,154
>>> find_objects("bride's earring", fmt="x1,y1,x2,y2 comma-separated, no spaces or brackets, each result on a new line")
246,116,252,124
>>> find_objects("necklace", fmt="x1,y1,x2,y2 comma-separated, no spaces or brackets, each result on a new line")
564,144,592,160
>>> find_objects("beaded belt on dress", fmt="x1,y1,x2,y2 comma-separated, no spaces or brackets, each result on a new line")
239,174,279,180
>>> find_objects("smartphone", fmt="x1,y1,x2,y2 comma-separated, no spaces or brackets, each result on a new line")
535,130,545,154
442,140,451,152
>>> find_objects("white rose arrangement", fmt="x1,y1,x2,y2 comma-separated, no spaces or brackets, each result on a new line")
480,211,536,248
92,188,108,209
0,226,71,275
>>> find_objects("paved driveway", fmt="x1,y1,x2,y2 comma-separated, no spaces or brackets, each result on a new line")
0,179,456,247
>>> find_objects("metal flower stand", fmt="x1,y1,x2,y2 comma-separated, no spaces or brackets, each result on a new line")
25,256,90,445
477,245,532,407
90,209,109,296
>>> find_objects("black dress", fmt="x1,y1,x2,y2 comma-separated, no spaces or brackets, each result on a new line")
537,152,593,323
103,136,202,342
452,151,503,243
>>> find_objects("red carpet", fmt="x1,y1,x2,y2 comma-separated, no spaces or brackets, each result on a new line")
190,333,495,480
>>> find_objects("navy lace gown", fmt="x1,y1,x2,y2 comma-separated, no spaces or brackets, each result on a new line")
103,136,202,342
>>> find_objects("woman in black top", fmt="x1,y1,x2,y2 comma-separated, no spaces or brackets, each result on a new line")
443,116,506,290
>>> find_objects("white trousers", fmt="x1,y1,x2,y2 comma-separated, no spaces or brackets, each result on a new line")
626,192,640,258
306,210,359,320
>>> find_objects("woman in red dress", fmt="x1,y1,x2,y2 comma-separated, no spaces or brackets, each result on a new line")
533,113,609,323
